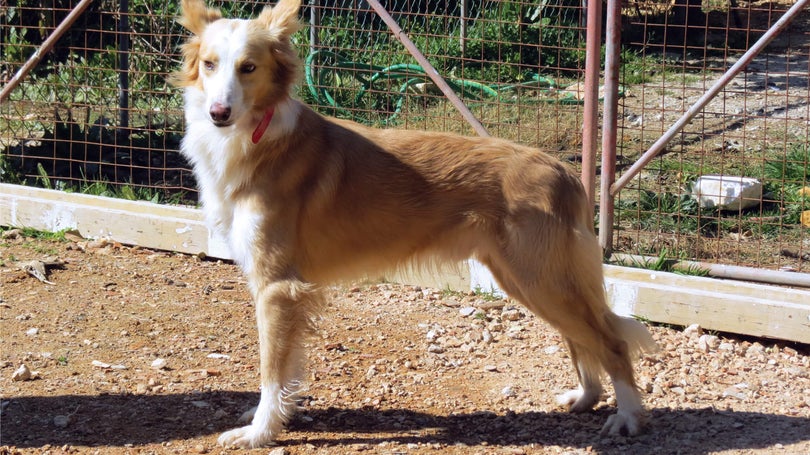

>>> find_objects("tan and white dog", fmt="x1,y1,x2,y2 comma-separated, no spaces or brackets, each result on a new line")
171,0,657,448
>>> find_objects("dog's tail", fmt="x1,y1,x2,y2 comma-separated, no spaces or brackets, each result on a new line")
610,313,659,358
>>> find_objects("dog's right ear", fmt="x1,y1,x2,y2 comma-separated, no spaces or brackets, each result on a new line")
178,0,222,35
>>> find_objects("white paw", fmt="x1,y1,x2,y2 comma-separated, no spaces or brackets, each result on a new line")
556,387,600,413
217,424,277,449
600,410,642,436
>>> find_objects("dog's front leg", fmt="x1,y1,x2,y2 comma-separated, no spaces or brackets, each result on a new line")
218,279,321,448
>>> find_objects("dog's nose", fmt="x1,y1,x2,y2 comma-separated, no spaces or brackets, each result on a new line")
209,102,231,124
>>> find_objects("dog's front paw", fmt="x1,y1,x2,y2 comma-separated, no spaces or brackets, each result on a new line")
600,410,643,436
556,387,600,413
217,424,277,449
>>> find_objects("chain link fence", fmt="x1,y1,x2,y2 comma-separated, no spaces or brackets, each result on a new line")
1,0,588,200
1,0,808,273
612,0,810,273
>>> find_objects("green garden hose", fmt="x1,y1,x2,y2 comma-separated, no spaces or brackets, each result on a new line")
304,50,594,124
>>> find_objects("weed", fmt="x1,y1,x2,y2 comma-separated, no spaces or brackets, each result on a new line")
672,263,711,277
472,285,504,302
441,286,467,300
763,144,810,225
632,314,652,324
17,228,69,242
613,249,710,277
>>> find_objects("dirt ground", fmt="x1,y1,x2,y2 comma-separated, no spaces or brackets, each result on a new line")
1,231,809,455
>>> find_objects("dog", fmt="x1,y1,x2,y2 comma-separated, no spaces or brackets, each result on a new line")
171,0,657,448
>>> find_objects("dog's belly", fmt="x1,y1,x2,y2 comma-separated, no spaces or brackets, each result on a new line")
296,211,489,283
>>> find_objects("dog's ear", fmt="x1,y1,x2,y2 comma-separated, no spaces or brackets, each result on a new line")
179,0,222,36
258,0,302,40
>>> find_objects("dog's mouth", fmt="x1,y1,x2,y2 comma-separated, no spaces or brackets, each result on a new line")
212,120,234,128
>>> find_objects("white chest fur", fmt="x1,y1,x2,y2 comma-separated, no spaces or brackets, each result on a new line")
181,122,262,272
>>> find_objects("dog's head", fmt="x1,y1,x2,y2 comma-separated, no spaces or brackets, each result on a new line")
171,0,302,129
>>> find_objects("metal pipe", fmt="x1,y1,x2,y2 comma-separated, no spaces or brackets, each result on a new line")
599,0,621,254
309,0,320,57
118,0,130,133
459,0,468,54
580,0,603,208
364,0,489,137
610,0,810,196
611,253,810,288
0,0,95,104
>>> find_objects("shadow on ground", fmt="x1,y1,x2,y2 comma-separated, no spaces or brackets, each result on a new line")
3,392,808,453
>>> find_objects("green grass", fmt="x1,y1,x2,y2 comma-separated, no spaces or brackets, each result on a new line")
471,285,504,302
0,227,68,257
29,162,188,205
613,249,710,277
8,227,69,242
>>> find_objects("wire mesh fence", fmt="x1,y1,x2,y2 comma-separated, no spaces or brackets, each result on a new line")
613,0,810,273
1,0,808,274
1,0,588,202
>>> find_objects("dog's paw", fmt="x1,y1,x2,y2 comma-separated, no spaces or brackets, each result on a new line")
600,410,643,437
556,387,600,413
217,424,277,449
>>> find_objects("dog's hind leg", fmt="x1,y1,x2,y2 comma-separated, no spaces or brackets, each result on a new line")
217,279,322,448
481,224,655,436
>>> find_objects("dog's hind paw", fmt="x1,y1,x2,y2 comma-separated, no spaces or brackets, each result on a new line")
217,425,277,449
600,410,643,437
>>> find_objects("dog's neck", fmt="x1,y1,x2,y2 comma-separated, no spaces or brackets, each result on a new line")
248,99,301,144
252,108,276,144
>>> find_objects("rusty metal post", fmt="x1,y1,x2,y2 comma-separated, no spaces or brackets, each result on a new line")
309,0,320,57
118,0,130,133
581,0,603,209
0,0,95,104
598,0,622,253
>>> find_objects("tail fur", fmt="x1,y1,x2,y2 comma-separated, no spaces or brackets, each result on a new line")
612,314,659,358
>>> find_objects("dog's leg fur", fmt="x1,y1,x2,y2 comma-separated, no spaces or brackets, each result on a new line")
478,210,654,436
217,278,322,448
557,339,604,412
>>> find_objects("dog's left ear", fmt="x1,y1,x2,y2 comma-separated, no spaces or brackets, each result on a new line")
258,0,302,40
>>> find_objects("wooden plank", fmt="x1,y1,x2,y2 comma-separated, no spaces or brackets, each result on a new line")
0,183,230,259
604,265,810,343
2,183,808,343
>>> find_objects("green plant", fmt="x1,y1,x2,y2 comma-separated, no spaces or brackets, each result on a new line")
0,151,22,184
617,190,703,234
472,285,503,302
763,144,810,225
441,286,467,300
673,263,710,277
613,249,710,277
17,227,69,242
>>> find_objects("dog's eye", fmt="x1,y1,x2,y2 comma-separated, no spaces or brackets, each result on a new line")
240,63,256,74
203,60,215,71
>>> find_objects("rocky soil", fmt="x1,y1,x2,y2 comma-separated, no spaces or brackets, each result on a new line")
1,231,809,454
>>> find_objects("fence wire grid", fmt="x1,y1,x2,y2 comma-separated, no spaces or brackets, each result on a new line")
1,0,808,274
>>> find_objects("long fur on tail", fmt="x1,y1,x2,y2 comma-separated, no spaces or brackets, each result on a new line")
612,314,659,358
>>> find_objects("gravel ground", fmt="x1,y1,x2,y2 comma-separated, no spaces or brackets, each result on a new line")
1,231,809,454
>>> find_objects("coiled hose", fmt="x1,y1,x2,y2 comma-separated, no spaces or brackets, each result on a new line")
304,50,592,125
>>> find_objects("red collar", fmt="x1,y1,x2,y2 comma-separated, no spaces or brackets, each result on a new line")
251,107,275,144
